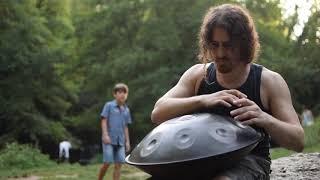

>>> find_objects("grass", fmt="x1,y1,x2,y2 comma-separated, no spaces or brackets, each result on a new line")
0,163,150,180
271,144,320,160
271,118,320,159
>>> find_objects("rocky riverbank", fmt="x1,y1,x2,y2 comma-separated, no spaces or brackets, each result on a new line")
271,153,320,180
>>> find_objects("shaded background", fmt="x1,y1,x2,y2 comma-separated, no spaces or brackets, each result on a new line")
0,0,319,162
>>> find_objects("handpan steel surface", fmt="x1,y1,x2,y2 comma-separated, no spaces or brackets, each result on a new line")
126,113,263,179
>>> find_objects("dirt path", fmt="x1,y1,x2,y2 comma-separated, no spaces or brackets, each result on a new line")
7,174,78,180
7,176,40,180
123,172,150,179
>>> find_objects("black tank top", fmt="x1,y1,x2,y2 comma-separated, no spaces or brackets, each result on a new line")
197,63,270,161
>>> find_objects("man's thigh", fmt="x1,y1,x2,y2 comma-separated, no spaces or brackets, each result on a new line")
214,155,271,180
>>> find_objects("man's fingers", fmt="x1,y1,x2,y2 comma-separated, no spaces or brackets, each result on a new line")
221,96,239,104
230,105,258,116
240,118,258,126
233,97,254,107
226,89,247,98
230,106,250,116
217,99,232,107
233,111,258,121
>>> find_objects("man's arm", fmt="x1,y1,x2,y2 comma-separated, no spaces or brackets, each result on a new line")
101,117,111,144
263,71,304,152
151,64,247,124
151,64,203,124
231,69,304,152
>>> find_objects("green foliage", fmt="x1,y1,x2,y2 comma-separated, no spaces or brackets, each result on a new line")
270,148,293,159
304,118,320,147
70,0,232,145
0,0,75,149
0,142,55,170
89,153,102,164
1,0,320,156
64,108,101,146
271,117,320,159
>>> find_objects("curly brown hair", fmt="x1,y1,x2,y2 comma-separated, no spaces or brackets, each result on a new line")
198,4,260,64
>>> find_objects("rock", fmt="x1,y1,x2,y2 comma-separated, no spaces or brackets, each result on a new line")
271,153,320,180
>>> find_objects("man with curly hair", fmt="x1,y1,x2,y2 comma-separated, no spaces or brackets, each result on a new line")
151,4,304,180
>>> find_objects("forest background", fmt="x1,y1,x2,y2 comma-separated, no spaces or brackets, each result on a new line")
1,0,319,162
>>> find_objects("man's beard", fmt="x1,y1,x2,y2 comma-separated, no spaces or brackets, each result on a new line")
215,59,233,74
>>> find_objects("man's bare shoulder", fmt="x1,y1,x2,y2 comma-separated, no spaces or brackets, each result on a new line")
186,63,206,75
261,67,286,86
175,63,207,95
181,63,206,81
261,66,290,99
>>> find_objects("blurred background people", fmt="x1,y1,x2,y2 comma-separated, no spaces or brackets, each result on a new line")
59,140,72,163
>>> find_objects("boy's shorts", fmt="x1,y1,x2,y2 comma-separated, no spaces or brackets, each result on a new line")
102,143,125,163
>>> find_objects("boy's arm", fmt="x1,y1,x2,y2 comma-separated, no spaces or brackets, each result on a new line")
101,117,111,144
124,126,130,152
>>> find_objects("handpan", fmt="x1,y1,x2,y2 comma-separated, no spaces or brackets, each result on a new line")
126,113,263,179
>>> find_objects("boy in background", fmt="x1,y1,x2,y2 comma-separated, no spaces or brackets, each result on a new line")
98,83,131,180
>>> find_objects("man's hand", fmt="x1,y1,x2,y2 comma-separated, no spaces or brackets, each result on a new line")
125,142,131,152
201,89,247,108
230,98,271,128
102,134,111,144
